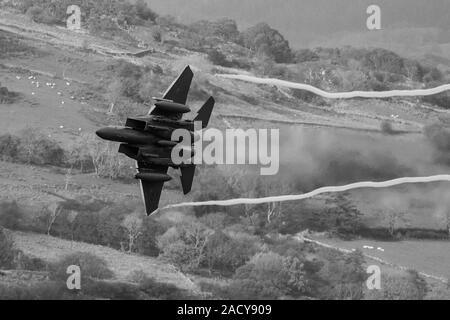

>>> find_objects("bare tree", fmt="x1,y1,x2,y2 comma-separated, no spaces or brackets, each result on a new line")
106,80,122,115
184,221,213,268
123,214,143,253
381,209,409,237
64,168,72,190
45,202,63,236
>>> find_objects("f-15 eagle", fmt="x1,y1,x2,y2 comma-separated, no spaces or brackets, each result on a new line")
96,66,215,215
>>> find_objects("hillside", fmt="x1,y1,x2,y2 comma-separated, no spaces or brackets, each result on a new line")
0,1,450,300
9,230,200,292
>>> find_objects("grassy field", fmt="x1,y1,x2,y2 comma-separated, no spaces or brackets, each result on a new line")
312,235,450,280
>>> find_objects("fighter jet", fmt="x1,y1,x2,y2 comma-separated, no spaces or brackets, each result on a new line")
96,66,215,215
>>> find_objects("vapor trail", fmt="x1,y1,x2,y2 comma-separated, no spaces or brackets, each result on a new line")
157,175,450,212
217,74,450,98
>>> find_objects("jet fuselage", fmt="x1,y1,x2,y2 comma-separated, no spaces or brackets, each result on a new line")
96,116,194,169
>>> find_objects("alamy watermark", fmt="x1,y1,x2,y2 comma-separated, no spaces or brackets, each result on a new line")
171,122,280,176
65,4,383,32
66,265,81,290
366,265,381,290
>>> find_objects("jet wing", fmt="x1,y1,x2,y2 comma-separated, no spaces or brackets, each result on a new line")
137,162,169,215
150,66,193,119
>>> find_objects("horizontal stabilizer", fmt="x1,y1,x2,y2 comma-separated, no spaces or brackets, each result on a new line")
137,163,169,215
140,180,164,215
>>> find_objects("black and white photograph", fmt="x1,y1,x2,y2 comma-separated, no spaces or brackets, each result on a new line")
0,0,450,305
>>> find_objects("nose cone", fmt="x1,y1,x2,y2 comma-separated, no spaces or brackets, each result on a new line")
96,127,116,141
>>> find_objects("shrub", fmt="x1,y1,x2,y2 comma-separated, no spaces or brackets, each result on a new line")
318,250,366,300
380,120,395,135
0,227,15,269
294,49,319,63
106,60,160,104
361,79,391,92
204,231,256,274
83,280,141,300
81,133,135,180
136,217,165,257
0,281,77,300
365,270,428,300
127,269,147,283
134,0,158,22
0,84,19,104
139,277,194,299
151,28,163,42
16,254,47,271
0,134,21,160
0,201,24,230
72,212,101,244
423,67,443,83
26,5,59,24
227,251,309,299
18,131,65,166
50,252,114,282
309,194,363,238
207,49,230,67
361,49,405,75
96,206,128,248
0,130,66,166
159,240,200,272
19,0,158,29
158,222,212,272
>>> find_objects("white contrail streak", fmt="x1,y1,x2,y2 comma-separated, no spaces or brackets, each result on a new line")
217,74,450,99
157,175,450,212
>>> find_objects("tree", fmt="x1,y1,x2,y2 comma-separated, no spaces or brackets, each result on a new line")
122,214,143,253
378,197,409,237
207,49,230,67
228,251,308,299
213,18,240,42
15,129,65,166
136,217,165,257
189,18,240,43
72,212,101,243
134,0,158,22
324,193,362,236
84,133,133,179
158,221,213,272
242,23,293,63
203,231,256,275
43,202,64,236
362,48,405,75
97,207,127,248
319,250,366,300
